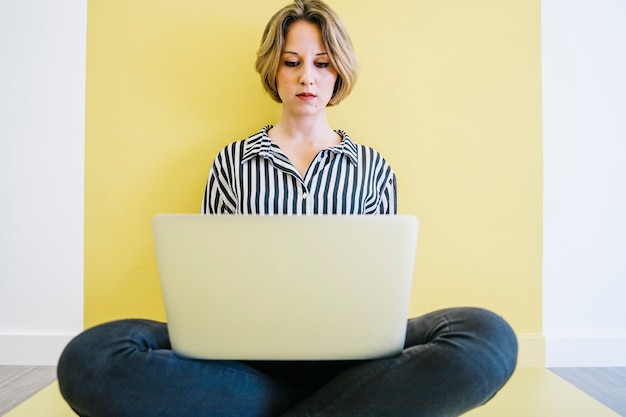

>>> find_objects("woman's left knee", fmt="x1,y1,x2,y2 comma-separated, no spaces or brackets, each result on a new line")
459,307,518,375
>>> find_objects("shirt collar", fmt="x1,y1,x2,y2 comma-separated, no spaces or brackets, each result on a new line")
241,125,358,165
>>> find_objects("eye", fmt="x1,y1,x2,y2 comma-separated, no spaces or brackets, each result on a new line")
315,62,330,68
284,61,300,68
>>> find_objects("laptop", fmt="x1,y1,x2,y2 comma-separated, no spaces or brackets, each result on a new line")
152,214,419,361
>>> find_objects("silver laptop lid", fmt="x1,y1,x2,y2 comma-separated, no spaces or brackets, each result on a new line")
152,214,419,360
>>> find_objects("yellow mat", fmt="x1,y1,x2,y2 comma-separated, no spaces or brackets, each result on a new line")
466,368,620,417
5,381,74,417
6,368,619,417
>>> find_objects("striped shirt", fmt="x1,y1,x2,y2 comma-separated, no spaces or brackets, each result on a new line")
202,126,397,215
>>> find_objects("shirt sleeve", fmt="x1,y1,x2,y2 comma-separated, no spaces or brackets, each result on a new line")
378,173,398,215
201,152,237,214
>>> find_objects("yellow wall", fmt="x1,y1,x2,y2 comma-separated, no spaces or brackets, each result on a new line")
85,0,542,336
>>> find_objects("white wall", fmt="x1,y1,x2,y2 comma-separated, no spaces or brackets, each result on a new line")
0,0,86,365
543,0,626,366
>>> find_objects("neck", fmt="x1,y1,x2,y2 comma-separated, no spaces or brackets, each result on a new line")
273,111,334,144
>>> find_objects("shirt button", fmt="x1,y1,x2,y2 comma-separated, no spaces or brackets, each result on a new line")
303,193,308,199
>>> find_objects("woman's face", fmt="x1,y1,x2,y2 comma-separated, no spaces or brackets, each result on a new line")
276,20,338,117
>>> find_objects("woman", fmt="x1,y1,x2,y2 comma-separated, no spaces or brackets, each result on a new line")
58,1,517,416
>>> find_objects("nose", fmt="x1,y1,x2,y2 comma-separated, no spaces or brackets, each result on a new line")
299,63,314,85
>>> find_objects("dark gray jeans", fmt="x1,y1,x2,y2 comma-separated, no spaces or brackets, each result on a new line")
57,307,517,417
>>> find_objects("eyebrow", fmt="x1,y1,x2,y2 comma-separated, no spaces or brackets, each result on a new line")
283,51,329,57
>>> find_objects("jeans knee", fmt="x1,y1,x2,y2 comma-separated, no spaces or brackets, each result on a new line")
57,319,169,410
57,325,100,409
461,307,518,377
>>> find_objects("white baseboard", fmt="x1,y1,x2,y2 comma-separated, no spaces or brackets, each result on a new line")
545,335,626,367
498,333,626,368
0,334,78,365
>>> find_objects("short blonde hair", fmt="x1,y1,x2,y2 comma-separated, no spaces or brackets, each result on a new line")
255,0,358,106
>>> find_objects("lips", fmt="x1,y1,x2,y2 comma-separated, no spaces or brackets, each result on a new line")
297,92,316,97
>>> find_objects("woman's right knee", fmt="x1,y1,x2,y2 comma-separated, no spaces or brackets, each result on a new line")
57,319,169,409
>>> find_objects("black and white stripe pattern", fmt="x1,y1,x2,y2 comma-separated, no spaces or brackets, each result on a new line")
202,126,397,215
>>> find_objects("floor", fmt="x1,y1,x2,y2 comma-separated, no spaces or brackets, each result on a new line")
0,366,624,416
549,367,626,416
0,366,57,416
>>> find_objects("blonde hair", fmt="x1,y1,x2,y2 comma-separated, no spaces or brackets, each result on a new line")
255,0,358,106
